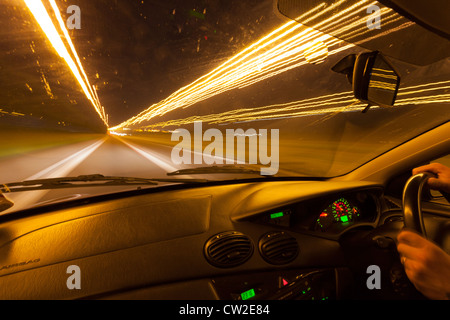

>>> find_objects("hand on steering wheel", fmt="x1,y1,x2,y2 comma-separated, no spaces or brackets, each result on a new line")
397,166,450,300
397,230,450,300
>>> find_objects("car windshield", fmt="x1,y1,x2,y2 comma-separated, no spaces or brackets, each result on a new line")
0,0,449,212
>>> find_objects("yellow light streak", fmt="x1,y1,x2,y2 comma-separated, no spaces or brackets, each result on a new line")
111,0,417,131
48,0,106,122
40,73,55,99
110,21,323,129
110,26,340,129
25,83,33,92
130,81,450,131
371,73,399,80
396,80,450,94
339,11,403,41
0,109,26,117
303,0,374,34
23,0,108,126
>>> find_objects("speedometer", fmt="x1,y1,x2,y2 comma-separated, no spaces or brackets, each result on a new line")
332,198,353,223
315,197,360,232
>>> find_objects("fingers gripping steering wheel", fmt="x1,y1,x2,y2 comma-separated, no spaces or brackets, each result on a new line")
402,172,434,237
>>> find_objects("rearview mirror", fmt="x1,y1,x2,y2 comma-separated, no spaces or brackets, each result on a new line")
353,51,400,109
332,51,400,112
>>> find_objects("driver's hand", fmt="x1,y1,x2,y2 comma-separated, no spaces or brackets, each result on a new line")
412,163,450,194
397,230,450,300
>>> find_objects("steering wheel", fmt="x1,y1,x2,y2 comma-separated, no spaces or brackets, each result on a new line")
402,172,434,237
341,172,436,299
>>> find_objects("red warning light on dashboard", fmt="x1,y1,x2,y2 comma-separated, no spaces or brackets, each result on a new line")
278,277,289,288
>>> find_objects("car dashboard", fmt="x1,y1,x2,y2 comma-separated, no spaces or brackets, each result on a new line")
0,179,390,300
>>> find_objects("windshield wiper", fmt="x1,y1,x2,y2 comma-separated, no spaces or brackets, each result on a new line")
167,165,266,176
0,174,208,193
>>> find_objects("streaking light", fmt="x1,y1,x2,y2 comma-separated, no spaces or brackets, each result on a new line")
132,81,450,130
303,40,328,64
23,0,108,126
111,0,411,131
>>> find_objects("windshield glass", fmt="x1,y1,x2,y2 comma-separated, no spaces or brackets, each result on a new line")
0,0,449,212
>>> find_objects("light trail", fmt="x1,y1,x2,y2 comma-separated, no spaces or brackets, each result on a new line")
118,140,179,173
48,0,106,121
23,0,108,126
0,109,25,117
138,81,450,129
0,138,106,213
111,0,412,131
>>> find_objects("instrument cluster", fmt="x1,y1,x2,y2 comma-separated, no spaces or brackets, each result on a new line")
255,189,381,237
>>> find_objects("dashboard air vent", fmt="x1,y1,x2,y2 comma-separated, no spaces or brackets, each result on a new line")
258,231,299,265
204,231,253,268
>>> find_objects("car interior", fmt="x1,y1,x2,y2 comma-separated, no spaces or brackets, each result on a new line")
0,0,449,301
0,121,448,300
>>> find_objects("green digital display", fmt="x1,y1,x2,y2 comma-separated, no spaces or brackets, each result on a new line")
241,289,256,300
270,212,284,219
